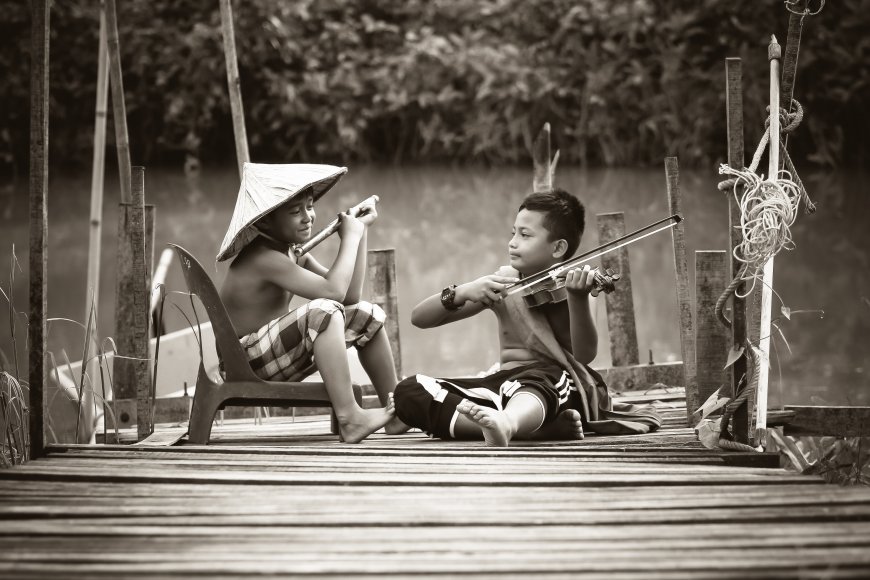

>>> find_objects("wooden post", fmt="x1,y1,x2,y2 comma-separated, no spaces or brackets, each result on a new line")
28,0,50,459
532,123,558,193
104,0,131,203
596,213,639,367
725,57,751,443
128,168,151,441
219,0,250,178
780,8,804,157
84,3,110,394
755,36,782,445
664,157,696,425
367,249,401,378
694,251,730,416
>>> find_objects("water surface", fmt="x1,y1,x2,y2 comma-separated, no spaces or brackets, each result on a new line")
0,164,866,405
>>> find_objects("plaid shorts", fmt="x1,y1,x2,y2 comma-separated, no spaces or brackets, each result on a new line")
239,299,386,382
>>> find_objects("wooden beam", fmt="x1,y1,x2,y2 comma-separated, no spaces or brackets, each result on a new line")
783,406,870,438
367,249,401,378
725,57,750,443
693,251,730,416
104,0,131,203
596,362,684,393
596,212,639,367
28,0,50,460
219,0,250,178
664,157,696,426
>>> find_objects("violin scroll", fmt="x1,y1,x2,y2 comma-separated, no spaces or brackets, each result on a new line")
590,268,620,297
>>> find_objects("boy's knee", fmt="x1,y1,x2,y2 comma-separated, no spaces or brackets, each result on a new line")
308,298,345,316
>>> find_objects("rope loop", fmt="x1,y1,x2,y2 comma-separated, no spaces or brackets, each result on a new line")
784,0,825,17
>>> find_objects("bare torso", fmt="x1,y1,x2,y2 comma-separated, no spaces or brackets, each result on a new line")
220,241,302,337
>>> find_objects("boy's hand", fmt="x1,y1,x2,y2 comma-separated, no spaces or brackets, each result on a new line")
564,265,596,296
337,210,365,240
457,274,519,307
354,199,379,227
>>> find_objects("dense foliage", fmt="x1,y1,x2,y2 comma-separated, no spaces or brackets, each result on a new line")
2,0,868,169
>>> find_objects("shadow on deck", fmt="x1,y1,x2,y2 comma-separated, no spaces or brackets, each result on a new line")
2,390,870,578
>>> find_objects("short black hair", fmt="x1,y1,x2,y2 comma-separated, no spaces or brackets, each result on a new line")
518,188,585,258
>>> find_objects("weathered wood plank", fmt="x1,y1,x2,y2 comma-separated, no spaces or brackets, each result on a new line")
664,157,696,427
597,362,684,392
596,212,639,366
783,405,870,437
693,251,730,416
725,57,751,445
28,0,50,460
367,249,401,377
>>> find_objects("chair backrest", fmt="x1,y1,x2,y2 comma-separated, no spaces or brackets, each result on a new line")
169,244,260,381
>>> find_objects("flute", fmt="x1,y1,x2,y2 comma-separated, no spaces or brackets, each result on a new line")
293,195,380,257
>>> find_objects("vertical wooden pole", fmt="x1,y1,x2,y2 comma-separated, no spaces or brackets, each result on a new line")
694,251,731,416
28,0,50,459
756,36,782,445
367,249,401,378
596,213,639,367
128,168,152,441
219,0,250,178
780,9,804,157
725,57,750,443
104,0,131,203
84,3,110,396
664,157,696,425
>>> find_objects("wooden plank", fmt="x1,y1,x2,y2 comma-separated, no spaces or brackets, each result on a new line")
783,405,870,437
367,249,401,377
725,56,751,444
693,251,730,416
664,156,696,426
596,212,639,366
596,362,684,392
219,0,250,177
27,0,50,460
104,0,131,203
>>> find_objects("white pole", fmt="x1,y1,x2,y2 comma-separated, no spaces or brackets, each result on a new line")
756,35,781,446
84,4,109,405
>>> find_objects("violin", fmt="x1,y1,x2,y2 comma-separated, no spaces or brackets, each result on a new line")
522,268,620,309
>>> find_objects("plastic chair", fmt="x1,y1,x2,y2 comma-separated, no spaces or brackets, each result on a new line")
169,243,361,444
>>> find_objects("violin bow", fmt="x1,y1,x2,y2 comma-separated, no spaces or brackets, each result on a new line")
505,213,683,296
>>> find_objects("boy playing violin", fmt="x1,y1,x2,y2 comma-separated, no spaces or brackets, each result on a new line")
393,188,660,446
218,163,408,443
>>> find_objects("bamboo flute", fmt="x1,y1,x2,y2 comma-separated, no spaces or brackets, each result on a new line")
294,195,380,257
755,35,782,445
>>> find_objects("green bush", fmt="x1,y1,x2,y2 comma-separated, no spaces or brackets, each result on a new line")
2,0,867,169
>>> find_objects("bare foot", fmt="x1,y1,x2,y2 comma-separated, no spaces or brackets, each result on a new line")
533,409,585,441
383,393,412,435
456,399,513,447
339,407,394,444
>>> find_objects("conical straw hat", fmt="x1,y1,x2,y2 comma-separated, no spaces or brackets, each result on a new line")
217,162,347,262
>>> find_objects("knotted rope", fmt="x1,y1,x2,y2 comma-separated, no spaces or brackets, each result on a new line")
713,103,815,451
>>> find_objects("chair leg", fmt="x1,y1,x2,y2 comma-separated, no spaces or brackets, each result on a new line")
188,396,221,445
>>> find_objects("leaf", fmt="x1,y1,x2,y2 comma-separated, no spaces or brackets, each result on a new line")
694,417,722,449
693,385,731,420
723,345,745,369
781,305,791,320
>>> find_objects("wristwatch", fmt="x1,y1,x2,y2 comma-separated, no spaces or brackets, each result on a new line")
441,284,461,311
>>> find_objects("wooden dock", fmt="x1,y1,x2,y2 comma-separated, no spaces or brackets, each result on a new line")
2,390,870,578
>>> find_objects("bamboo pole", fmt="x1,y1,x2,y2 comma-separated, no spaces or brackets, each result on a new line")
664,157,696,425
219,0,250,177
84,3,109,394
104,0,131,203
725,57,751,443
28,0,50,459
755,36,782,445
